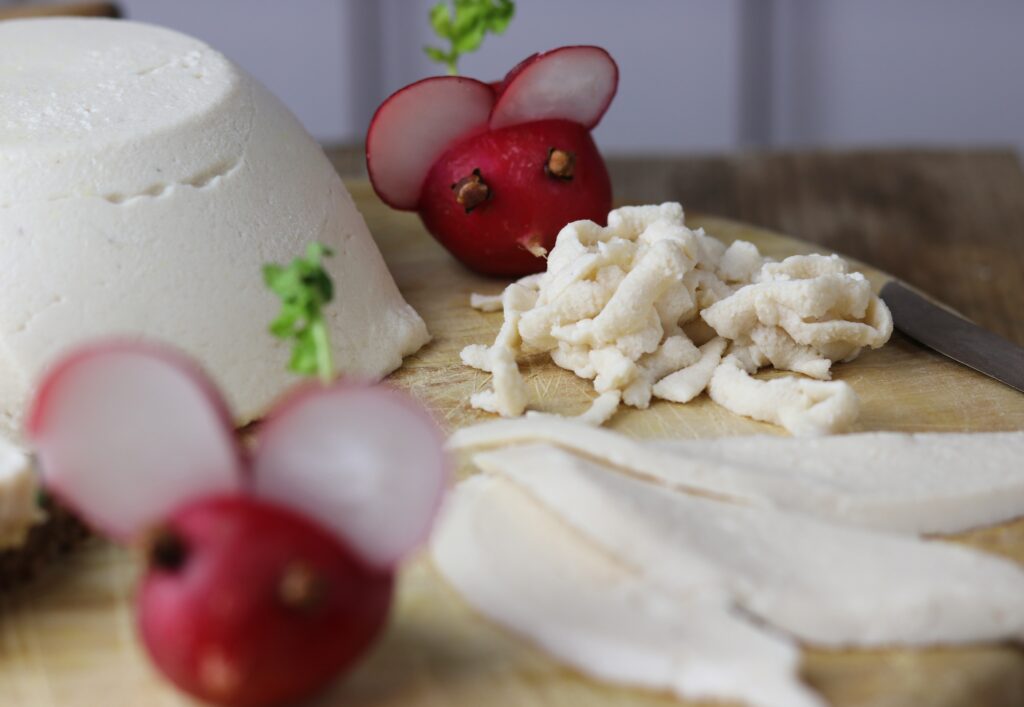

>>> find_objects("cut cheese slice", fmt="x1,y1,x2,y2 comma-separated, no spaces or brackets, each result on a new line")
478,443,1024,647
450,416,768,502
652,431,1024,534
0,19,429,437
432,474,825,707
451,418,1024,534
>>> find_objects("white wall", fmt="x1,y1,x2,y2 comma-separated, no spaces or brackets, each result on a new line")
102,0,1024,153
770,0,1024,150
376,0,746,153
115,0,356,141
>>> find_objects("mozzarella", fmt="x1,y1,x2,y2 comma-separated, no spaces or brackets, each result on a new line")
651,336,727,403
479,444,1024,647
0,19,429,437
464,203,889,434
432,474,824,707
702,255,893,374
450,417,1024,534
654,430,1024,534
707,354,860,436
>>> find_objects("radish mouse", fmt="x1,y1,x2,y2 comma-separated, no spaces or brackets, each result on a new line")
27,342,449,706
367,46,619,276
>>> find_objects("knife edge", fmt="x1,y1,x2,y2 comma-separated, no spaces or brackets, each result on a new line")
880,280,1024,394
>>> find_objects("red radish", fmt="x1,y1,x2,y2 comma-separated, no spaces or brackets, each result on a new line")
418,119,611,276
27,342,449,706
252,382,449,570
27,342,244,541
366,76,494,210
139,495,392,707
367,45,618,277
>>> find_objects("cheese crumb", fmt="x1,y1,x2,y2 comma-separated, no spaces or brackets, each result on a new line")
464,204,891,435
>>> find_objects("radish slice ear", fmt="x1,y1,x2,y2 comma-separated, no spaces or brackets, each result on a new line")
488,52,537,97
26,342,245,541
489,45,618,130
251,382,449,570
366,76,495,210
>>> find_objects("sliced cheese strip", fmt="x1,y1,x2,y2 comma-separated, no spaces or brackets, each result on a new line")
651,431,1024,534
432,474,825,707
478,444,1024,647
451,415,769,503
451,417,1024,534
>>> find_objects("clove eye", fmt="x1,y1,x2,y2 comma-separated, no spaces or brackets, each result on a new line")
451,169,490,212
544,148,575,180
147,527,189,572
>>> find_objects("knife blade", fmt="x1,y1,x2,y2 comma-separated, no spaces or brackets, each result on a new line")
880,280,1024,393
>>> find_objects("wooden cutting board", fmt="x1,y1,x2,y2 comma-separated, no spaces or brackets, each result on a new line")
2,181,1023,707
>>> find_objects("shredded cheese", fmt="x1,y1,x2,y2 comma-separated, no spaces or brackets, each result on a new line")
463,203,892,435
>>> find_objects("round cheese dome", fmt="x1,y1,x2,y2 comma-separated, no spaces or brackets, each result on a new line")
0,18,429,437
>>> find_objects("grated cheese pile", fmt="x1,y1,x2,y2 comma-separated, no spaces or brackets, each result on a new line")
461,203,892,436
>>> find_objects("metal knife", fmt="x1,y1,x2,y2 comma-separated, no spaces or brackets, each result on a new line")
880,280,1024,393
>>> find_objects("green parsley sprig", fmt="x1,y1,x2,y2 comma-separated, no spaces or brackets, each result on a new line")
424,0,515,75
263,242,336,383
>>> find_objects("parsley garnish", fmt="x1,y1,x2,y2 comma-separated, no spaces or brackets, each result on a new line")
263,243,336,383
424,0,515,75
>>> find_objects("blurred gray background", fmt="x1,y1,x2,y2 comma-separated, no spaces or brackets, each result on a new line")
5,0,1024,155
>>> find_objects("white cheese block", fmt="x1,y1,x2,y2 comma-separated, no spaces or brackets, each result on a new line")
432,474,825,707
0,19,429,437
451,417,1024,534
479,443,1024,647
0,436,40,550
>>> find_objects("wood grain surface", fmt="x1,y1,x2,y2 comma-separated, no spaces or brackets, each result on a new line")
1,176,1023,707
